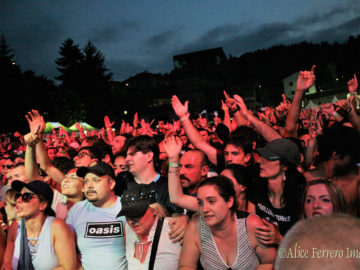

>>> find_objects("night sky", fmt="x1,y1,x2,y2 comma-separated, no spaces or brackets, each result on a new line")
1,0,359,81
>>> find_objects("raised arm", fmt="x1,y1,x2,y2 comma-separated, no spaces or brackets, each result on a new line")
284,65,316,138
164,133,198,212
224,90,248,127
104,115,115,144
24,131,42,180
26,110,65,185
233,95,281,142
171,95,218,165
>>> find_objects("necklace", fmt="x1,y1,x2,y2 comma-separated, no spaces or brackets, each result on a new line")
27,219,45,260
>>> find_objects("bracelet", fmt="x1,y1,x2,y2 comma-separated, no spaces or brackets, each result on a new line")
169,162,180,168
332,112,339,118
180,113,190,122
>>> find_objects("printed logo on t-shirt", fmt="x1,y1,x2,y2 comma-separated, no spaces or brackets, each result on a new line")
257,203,291,223
84,221,124,238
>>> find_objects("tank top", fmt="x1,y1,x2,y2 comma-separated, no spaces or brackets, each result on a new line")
13,216,59,270
200,216,259,270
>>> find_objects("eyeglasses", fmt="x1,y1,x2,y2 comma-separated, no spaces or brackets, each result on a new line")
14,192,39,203
64,174,83,182
2,165,13,169
76,152,95,159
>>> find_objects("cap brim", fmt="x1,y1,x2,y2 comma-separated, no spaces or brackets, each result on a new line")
76,167,91,178
117,205,148,218
11,180,27,192
255,147,281,161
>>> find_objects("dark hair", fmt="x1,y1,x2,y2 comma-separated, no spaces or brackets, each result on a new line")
124,135,160,169
12,162,25,169
198,176,238,213
78,146,102,161
215,123,230,143
93,139,114,163
317,124,360,162
225,126,257,156
52,157,75,175
302,179,346,218
222,164,251,188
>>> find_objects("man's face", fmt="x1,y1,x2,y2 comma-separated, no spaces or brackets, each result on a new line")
83,173,114,207
125,147,151,176
111,136,126,155
224,144,248,166
8,165,28,185
73,149,97,167
179,151,207,190
199,130,210,143
114,156,128,176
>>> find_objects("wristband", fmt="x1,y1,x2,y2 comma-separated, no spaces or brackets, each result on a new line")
180,113,190,122
350,93,358,96
169,162,180,168
332,112,339,118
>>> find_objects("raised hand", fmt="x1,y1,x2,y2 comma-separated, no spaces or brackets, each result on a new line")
104,115,115,129
233,94,250,118
347,74,358,93
75,122,84,133
24,131,40,147
296,65,316,92
133,112,139,128
171,95,189,119
25,109,45,135
223,90,237,111
163,132,182,160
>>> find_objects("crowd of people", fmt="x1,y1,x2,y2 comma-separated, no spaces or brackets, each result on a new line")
0,66,359,269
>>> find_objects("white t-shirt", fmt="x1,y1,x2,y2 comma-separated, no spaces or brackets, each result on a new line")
66,197,127,270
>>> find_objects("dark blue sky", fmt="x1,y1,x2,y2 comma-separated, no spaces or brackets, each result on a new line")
1,0,359,81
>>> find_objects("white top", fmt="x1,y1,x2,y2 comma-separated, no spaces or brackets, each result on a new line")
13,217,59,270
125,217,181,270
66,197,127,270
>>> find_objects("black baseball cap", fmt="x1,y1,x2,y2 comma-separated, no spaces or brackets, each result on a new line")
117,184,156,218
12,180,54,208
76,161,115,179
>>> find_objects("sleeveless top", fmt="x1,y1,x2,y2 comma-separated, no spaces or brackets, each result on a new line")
13,216,59,270
200,216,259,270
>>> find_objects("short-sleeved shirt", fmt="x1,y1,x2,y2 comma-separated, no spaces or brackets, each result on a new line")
66,197,127,270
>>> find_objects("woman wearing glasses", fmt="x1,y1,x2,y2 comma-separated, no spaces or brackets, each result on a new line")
2,180,76,270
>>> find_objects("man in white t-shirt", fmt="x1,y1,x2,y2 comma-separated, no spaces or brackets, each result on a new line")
66,161,127,270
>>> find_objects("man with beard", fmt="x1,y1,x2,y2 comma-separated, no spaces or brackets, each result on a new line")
66,162,127,269
304,124,360,216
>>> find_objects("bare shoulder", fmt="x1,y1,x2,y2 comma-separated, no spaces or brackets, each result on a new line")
246,213,264,229
51,218,69,232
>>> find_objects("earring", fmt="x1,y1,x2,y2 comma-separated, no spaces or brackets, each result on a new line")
283,171,286,181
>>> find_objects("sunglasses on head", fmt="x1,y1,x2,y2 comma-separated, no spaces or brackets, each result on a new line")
15,192,39,203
